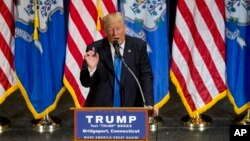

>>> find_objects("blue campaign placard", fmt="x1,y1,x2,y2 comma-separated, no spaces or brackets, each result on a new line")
74,108,148,140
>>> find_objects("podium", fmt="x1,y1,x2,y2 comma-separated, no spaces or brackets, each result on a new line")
73,107,152,141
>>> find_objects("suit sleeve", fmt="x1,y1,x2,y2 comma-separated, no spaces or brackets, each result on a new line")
80,45,97,87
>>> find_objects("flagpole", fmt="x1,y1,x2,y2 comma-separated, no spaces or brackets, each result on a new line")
181,112,212,130
0,117,11,133
234,108,250,125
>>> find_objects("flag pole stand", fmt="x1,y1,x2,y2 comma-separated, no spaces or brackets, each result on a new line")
147,108,164,132
31,114,61,133
181,112,212,130
149,116,164,132
234,108,250,125
0,117,11,133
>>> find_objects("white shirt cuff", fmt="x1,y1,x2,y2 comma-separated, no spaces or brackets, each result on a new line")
88,67,97,77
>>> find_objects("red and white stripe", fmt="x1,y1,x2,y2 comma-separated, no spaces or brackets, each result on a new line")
64,0,117,107
171,0,226,117
0,0,16,103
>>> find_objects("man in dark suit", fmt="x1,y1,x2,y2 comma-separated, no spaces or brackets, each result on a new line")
80,12,157,114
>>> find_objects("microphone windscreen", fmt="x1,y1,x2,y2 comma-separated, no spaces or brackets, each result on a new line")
112,40,119,47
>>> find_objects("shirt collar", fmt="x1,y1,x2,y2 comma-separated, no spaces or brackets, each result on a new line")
109,40,125,49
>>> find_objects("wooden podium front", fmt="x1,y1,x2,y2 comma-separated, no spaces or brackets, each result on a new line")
73,107,150,141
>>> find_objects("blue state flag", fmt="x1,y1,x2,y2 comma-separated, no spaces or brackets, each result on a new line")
225,0,250,114
15,0,66,119
119,0,170,108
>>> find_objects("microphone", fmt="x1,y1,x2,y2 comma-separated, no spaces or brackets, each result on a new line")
112,40,122,58
112,40,147,107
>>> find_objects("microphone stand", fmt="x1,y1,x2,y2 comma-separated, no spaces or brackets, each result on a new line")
113,40,161,133
119,56,147,107
113,40,147,107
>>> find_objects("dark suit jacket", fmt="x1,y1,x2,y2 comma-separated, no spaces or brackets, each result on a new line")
80,35,153,107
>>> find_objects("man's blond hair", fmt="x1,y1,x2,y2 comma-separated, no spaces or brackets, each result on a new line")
102,12,125,31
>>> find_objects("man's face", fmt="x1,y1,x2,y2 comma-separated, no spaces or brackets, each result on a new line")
105,20,126,45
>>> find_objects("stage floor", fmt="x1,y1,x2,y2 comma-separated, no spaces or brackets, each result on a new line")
0,84,239,141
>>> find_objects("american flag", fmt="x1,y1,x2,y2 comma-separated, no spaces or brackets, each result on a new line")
64,0,117,107
0,0,17,104
170,0,227,117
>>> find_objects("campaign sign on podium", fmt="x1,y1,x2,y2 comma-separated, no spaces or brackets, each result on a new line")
74,108,149,141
